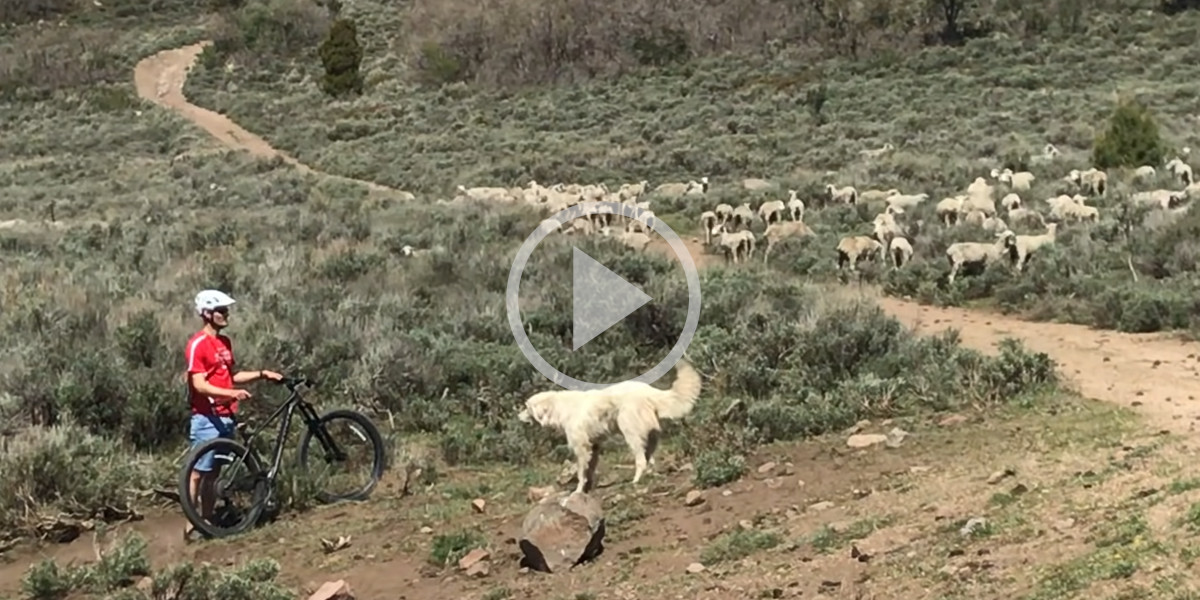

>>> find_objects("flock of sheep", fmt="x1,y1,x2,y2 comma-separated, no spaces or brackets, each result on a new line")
444,143,1197,283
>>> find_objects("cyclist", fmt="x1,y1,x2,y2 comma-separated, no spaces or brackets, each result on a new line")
184,289,283,542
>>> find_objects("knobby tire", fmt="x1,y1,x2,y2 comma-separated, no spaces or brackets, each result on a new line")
178,437,270,539
297,409,386,503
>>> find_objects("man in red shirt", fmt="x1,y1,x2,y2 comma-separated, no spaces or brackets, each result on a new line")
185,289,283,541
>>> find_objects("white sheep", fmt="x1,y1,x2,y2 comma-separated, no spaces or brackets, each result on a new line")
1058,203,1099,223
1043,144,1060,160
889,236,913,268
946,231,1017,284
599,226,652,252
827,184,858,205
1000,193,1022,211
786,190,805,222
872,212,904,247
836,235,885,272
1131,189,1185,210
1166,158,1194,185
563,218,595,236
762,220,815,265
1065,168,1107,196
936,196,965,225
400,244,431,257
625,209,656,233
859,143,895,159
1132,165,1156,183
714,203,734,224
995,168,1035,191
617,180,648,201
1011,223,1058,272
683,177,710,197
729,203,755,229
962,177,997,216
757,199,786,226
700,211,719,244
743,178,776,191
859,189,901,203
885,192,929,212
1007,206,1046,228
981,215,1008,234
710,224,756,264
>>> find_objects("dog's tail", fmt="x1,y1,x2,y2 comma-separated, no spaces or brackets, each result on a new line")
653,359,701,420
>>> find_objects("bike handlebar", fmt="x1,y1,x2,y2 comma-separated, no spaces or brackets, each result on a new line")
276,376,318,391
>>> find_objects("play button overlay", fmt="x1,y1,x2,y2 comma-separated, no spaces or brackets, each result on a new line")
507,200,702,391
571,247,652,350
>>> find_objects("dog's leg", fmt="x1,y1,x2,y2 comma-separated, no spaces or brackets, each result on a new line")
583,442,602,493
644,428,661,472
617,409,658,486
572,440,592,495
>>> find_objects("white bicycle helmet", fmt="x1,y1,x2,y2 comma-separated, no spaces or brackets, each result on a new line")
194,289,236,315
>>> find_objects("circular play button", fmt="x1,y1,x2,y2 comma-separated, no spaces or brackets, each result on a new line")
506,201,703,391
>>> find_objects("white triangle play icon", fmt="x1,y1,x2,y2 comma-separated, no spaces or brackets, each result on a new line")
571,247,652,351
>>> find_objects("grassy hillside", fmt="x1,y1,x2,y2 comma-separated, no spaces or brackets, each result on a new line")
0,0,1198,595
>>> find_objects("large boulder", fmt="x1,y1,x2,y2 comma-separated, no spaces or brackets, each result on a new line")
518,491,605,573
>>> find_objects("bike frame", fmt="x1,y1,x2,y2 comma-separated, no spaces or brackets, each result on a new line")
227,380,346,480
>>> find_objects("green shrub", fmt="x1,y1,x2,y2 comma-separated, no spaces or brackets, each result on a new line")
1092,98,1166,170
319,17,364,97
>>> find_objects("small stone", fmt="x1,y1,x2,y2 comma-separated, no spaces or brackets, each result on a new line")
685,490,705,507
808,501,835,512
420,526,433,534
465,561,489,577
938,414,968,427
986,468,1015,484
910,466,932,474
885,427,909,448
847,434,888,448
686,562,706,574
307,580,354,600
471,498,486,513
458,548,490,570
757,462,777,475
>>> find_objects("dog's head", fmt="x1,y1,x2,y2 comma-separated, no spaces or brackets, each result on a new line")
518,392,554,426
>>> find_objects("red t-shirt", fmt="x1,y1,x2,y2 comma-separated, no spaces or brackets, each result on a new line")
185,330,237,417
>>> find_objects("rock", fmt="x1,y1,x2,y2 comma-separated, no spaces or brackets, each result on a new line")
686,562,706,573
959,517,988,536
757,462,777,475
684,490,705,507
986,468,1015,484
459,548,490,570
419,526,433,534
808,501,835,512
885,427,909,448
527,486,556,504
308,580,354,600
846,434,888,448
471,498,487,513
938,414,968,427
518,491,605,573
465,561,489,577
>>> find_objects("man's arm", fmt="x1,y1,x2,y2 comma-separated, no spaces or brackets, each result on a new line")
233,369,284,383
190,372,245,399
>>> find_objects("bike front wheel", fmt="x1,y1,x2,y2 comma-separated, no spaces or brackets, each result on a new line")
178,437,270,539
297,409,386,503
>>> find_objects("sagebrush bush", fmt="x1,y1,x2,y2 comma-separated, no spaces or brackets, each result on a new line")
1092,98,1166,170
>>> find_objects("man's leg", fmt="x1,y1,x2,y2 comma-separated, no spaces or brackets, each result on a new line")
186,415,222,537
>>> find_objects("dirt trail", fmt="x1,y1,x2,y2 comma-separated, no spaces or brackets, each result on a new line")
132,41,407,198
874,295,1200,433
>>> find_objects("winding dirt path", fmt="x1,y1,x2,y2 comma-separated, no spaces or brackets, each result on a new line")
138,42,1198,435
132,41,408,198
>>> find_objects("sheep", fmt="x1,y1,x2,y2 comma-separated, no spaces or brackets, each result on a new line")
625,209,656,233
700,211,719,243
1185,182,1200,201
786,190,805,222
599,226,652,252
885,192,929,212
714,203,734,224
859,143,895,159
1132,165,1156,183
563,218,595,236
1000,193,1022,211
683,177,710,197
995,168,1035,191
1058,203,1099,224
1065,168,1107,196
889,236,913,268
710,224,756,264
757,199,786,226
1131,189,1185,210
654,176,708,198
1047,195,1091,222
762,220,815,265
730,203,755,230
981,215,1008,234
457,185,514,203
946,231,1017,285
858,189,901,203
962,209,988,227
400,244,431,257
1166,158,1194,185
827,184,858,205
617,180,648,201
962,177,997,216
884,204,905,216
872,212,904,247
936,196,965,225
1043,143,1060,160
836,235,885,272
1011,223,1058,272
743,178,776,191
1007,206,1046,228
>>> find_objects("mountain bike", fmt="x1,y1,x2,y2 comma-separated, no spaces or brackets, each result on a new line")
178,376,386,539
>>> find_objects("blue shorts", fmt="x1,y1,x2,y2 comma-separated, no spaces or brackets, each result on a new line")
189,414,236,472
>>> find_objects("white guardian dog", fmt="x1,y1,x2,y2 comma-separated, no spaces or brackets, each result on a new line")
517,360,701,494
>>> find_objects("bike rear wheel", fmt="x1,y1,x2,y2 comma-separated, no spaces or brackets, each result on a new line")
297,409,386,503
178,437,270,539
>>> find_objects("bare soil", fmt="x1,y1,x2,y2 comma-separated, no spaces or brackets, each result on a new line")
3,44,1197,600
